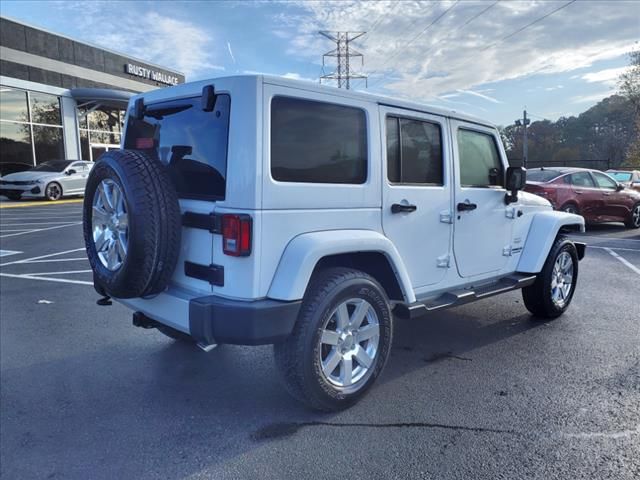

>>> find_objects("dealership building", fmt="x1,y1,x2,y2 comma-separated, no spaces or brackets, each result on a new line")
0,16,185,175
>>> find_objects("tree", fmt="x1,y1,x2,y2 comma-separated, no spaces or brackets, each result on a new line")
618,45,640,167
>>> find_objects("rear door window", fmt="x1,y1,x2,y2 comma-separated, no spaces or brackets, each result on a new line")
386,116,443,185
270,96,367,184
124,94,230,200
566,172,596,187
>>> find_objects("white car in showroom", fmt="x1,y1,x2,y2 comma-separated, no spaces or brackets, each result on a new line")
0,160,93,201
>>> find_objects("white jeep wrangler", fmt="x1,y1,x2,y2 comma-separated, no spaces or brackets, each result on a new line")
83,75,586,411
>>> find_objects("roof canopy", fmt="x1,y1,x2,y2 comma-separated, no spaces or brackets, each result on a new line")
70,88,133,109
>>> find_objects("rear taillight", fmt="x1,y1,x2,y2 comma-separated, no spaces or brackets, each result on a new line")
222,214,252,257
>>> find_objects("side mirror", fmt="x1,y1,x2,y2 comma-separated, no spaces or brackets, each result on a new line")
616,183,624,191
66,169,76,175
505,166,526,204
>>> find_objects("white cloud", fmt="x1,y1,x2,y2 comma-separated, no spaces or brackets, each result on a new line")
456,89,502,104
571,90,614,103
282,72,314,82
227,42,236,64
76,10,223,77
581,66,628,86
273,0,638,101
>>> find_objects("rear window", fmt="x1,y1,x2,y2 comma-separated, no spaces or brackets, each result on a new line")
270,96,367,184
124,94,230,200
609,172,632,182
526,169,563,183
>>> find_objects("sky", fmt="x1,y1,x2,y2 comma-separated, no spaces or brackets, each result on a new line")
1,0,638,125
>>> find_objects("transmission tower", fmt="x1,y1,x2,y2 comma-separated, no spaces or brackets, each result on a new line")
319,31,368,89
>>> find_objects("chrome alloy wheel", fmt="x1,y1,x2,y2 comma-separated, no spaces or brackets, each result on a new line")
551,251,574,308
46,183,62,201
92,179,128,271
632,205,640,227
318,298,380,391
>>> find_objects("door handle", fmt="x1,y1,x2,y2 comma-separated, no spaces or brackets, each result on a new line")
457,201,478,212
391,203,417,214
603,192,612,196
574,190,583,194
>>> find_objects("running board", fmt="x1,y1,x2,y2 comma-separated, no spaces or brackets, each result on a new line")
395,274,537,319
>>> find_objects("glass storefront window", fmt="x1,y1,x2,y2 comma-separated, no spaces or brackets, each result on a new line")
33,125,64,164
0,87,29,123
89,108,121,133
0,121,33,174
80,130,90,161
77,105,125,161
29,92,61,125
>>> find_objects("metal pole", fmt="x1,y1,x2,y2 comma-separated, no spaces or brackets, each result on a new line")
523,110,528,169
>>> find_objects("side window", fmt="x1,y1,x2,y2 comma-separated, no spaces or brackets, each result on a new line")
592,172,617,190
386,116,443,185
270,96,367,184
568,172,596,187
457,129,503,188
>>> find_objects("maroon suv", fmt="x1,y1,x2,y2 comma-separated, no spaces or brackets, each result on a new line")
524,167,640,229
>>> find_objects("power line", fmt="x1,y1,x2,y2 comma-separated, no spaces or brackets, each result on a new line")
368,0,460,88
404,0,500,83
482,0,577,51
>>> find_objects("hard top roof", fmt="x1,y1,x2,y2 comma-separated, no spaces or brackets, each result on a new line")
132,74,495,128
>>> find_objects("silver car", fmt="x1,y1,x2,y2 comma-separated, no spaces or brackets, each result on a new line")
0,160,94,201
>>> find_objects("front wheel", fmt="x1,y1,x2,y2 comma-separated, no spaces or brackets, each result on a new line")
45,182,63,201
625,203,640,229
274,267,393,412
522,236,579,319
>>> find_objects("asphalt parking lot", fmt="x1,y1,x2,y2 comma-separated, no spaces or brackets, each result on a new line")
1,201,638,480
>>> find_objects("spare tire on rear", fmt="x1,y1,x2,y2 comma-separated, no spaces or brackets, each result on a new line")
83,149,181,299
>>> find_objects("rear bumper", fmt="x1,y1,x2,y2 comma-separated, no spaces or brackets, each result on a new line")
118,287,301,346
189,295,301,346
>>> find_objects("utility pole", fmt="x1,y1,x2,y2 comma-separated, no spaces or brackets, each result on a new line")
319,31,368,89
514,109,530,168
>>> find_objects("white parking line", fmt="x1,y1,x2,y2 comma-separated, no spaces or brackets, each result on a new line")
576,235,640,243
24,258,87,263
0,221,81,226
589,246,640,253
0,222,82,239
0,272,92,286
0,247,85,267
28,269,92,276
604,248,640,276
0,250,22,258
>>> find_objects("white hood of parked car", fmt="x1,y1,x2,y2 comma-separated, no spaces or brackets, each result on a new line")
0,171,61,182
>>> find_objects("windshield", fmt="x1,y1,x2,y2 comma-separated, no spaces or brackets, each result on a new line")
31,161,72,172
609,172,632,182
526,169,563,183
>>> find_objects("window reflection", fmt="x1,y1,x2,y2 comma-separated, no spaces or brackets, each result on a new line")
29,92,61,125
33,125,64,164
0,121,33,173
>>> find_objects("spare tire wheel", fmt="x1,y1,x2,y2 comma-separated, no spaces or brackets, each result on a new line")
83,149,181,299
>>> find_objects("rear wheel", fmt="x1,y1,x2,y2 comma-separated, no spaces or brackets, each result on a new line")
522,236,579,319
45,182,62,201
274,267,393,412
625,203,640,229
560,203,579,215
